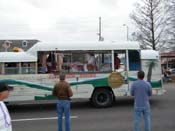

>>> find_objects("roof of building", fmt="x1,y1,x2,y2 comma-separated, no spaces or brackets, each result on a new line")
0,39,40,52
161,52,175,57
0,52,37,62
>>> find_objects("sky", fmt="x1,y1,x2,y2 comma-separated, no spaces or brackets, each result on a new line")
0,0,137,42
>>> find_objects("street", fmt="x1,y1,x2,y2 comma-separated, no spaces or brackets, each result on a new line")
8,83,175,131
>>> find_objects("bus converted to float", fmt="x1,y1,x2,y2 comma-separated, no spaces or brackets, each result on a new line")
0,41,164,107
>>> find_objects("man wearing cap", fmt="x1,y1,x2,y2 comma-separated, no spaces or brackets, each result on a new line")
52,74,73,131
0,82,13,131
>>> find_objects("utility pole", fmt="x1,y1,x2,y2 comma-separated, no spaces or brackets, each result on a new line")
123,24,129,41
98,17,104,41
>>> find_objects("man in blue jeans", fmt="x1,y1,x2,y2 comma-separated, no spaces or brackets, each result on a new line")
52,73,73,131
130,70,152,131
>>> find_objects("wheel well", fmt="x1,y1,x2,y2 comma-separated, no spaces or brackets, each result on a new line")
90,86,115,101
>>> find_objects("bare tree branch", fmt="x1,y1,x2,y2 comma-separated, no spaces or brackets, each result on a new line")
130,0,167,50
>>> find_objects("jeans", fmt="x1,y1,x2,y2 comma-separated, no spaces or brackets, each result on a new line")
134,106,151,131
57,100,70,131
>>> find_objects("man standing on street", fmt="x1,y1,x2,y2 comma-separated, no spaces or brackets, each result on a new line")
0,82,13,131
52,73,73,131
130,70,152,131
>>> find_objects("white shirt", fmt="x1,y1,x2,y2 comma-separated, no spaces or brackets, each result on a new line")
0,101,12,131
86,53,95,65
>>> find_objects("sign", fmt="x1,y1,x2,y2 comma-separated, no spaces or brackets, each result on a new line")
108,72,123,88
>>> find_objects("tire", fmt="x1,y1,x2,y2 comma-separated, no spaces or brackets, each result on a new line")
91,88,113,108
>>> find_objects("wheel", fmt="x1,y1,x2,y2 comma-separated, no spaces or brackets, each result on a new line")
91,88,113,108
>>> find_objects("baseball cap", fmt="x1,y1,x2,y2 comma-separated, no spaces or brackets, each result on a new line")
0,82,14,92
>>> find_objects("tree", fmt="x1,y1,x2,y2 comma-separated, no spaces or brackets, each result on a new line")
163,0,175,52
130,0,167,50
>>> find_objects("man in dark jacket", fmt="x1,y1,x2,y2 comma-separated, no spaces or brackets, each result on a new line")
53,73,73,131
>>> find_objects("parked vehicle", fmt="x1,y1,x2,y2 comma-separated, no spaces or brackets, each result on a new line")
170,68,175,74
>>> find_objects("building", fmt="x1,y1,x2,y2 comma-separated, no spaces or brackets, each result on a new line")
0,39,39,52
161,52,175,69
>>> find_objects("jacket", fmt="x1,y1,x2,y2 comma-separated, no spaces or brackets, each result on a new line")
52,80,73,100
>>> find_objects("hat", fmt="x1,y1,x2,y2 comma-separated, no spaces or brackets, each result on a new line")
0,82,14,92
59,73,66,81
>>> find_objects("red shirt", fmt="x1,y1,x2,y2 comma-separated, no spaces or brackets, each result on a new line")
114,57,120,69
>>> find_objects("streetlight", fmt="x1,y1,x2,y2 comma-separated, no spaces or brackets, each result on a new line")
123,24,129,41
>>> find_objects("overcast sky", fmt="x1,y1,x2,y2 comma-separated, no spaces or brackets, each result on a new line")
0,0,137,42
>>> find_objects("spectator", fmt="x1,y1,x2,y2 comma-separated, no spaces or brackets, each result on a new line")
52,73,73,131
0,82,14,131
130,70,152,131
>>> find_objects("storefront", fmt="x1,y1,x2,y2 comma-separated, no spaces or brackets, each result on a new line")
161,52,175,70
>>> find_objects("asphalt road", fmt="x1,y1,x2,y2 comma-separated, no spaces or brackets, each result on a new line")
8,83,175,131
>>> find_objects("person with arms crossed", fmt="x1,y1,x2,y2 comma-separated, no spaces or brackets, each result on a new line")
0,82,13,131
130,70,152,131
52,73,73,131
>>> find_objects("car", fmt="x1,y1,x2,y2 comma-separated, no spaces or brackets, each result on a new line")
170,68,175,74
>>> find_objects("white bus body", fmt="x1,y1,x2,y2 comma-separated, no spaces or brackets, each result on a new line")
0,41,163,107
